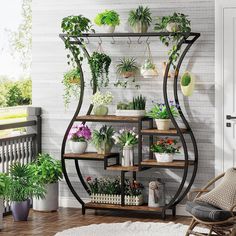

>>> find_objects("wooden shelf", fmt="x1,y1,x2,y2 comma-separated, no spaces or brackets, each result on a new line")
76,115,149,123
106,165,139,172
85,202,163,212
141,128,188,135
140,159,195,168
63,152,119,160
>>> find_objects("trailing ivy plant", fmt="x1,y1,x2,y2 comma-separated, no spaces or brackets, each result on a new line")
89,52,111,89
154,12,191,68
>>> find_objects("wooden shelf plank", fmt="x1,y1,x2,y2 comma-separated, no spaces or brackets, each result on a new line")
85,202,163,212
140,159,195,168
76,115,149,123
141,128,188,135
64,152,119,160
106,165,139,172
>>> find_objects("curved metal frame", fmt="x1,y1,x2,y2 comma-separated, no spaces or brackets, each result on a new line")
60,32,200,217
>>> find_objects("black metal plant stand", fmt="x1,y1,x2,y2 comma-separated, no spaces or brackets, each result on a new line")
59,32,200,219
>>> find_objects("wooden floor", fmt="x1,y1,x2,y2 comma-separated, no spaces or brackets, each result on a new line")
0,208,191,236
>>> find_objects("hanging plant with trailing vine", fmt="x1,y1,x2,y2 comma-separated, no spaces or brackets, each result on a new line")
154,12,191,68
89,52,111,89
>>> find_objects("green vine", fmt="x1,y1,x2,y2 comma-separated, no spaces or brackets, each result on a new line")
154,12,191,68
89,52,111,89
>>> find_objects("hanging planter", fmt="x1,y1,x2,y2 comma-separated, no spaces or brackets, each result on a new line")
180,72,195,96
141,43,158,78
116,57,139,79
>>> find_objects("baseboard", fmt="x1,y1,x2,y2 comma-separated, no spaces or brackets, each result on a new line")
59,196,190,216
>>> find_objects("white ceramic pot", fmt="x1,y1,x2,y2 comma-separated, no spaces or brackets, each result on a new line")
122,146,134,166
132,21,148,33
103,25,115,33
116,110,146,117
141,68,159,78
33,182,59,212
155,119,171,130
180,72,196,96
69,141,87,154
0,198,3,230
166,22,180,32
155,153,174,163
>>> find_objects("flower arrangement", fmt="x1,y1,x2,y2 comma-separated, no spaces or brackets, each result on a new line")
91,91,113,106
113,128,138,147
151,138,180,154
68,124,92,142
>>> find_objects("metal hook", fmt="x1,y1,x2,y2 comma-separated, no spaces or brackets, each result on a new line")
127,37,132,45
85,37,90,44
111,37,115,44
99,37,102,45
138,36,142,44
146,37,150,45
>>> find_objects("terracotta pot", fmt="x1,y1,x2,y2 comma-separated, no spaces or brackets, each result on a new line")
154,153,174,163
69,141,87,154
11,199,30,221
122,71,135,78
93,105,108,116
155,119,171,130
132,21,148,33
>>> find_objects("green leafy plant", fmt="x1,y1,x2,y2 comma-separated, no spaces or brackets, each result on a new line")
30,153,63,184
128,6,152,28
116,57,139,76
5,162,46,202
151,138,180,154
141,58,156,70
61,15,94,66
117,95,146,110
89,52,111,88
94,10,120,27
0,173,8,197
154,12,191,68
146,101,179,119
113,128,138,147
181,73,191,86
92,125,115,149
62,68,81,108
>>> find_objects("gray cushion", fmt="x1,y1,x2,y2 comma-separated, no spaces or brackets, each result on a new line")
186,201,233,222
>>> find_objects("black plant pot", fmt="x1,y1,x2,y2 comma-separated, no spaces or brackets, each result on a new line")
11,199,30,221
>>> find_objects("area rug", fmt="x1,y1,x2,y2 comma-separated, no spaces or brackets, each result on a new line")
55,221,208,236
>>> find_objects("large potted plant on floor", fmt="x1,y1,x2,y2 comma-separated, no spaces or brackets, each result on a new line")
31,153,63,212
151,138,180,163
92,125,115,155
94,10,120,33
5,163,45,221
0,173,8,229
146,101,179,130
128,6,152,33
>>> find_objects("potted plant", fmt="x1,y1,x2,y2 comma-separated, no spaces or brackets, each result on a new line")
86,177,144,206
91,91,113,116
5,163,45,221
92,125,115,155
154,12,191,68
128,6,152,33
151,138,180,163
116,57,139,78
116,95,146,116
180,71,196,96
0,173,8,229
141,58,158,78
113,128,138,166
94,10,120,33
68,124,92,153
146,101,179,130
89,52,111,89
62,68,81,108
31,153,63,212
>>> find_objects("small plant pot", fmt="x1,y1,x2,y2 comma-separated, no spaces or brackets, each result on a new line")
122,146,134,166
141,68,159,78
33,182,59,212
122,71,135,78
11,199,30,221
102,25,115,33
155,119,171,130
132,21,148,33
166,22,180,32
97,142,113,155
154,153,174,163
116,109,146,117
69,141,87,154
180,72,196,96
93,105,108,116
0,198,3,230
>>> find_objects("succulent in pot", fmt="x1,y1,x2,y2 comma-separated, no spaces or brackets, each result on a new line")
116,57,139,78
113,128,138,166
92,125,115,155
94,10,120,33
151,138,180,163
68,124,92,154
146,101,179,130
62,68,81,108
180,71,195,96
31,153,63,212
5,163,45,221
116,95,146,117
91,91,113,116
128,6,152,33
141,58,158,78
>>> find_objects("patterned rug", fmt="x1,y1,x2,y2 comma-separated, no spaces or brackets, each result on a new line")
55,221,207,236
